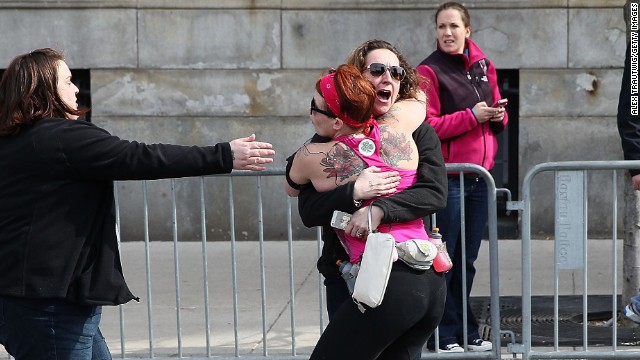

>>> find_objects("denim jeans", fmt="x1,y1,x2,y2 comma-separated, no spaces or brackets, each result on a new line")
0,296,111,360
428,176,488,348
630,293,640,312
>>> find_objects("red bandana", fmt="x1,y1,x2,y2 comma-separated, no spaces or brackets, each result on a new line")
319,72,374,135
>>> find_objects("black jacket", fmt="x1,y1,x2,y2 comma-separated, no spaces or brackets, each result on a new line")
0,118,233,305
293,122,447,276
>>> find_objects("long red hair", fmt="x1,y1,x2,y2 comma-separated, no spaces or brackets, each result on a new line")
316,64,376,129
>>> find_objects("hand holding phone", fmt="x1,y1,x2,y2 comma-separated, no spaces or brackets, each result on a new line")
331,210,352,230
493,98,508,108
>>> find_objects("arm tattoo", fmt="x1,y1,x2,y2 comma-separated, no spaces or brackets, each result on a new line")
321,144,366,184
377,104,401,125
300,141,366,186
379,126,413,167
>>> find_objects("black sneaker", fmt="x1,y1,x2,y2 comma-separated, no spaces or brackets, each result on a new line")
468,339,492,352
439,343,464,352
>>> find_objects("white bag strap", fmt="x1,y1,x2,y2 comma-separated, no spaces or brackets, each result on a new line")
367,204,391,233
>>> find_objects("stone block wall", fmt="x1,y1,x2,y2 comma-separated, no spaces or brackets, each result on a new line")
0,0,626,239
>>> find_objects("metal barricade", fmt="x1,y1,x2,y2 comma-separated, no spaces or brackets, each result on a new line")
425,163,504,360
0,165,503,359
513,160,640,359
108,169,318,359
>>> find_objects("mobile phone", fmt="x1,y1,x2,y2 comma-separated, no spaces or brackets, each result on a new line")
493,98,508,107
331,210,352,230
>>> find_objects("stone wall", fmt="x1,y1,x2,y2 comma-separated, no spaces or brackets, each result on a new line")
0,0,626,239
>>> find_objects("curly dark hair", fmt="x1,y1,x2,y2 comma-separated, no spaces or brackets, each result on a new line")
345,39,426,102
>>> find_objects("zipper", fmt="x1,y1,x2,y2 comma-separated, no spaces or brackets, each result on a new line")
466,71,488,168
466,72,481,101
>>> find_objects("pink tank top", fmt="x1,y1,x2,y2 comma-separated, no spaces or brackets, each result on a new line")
334,123,428,263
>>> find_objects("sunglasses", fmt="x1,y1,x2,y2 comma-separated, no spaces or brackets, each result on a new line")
365,63,406,81
310,98,337,118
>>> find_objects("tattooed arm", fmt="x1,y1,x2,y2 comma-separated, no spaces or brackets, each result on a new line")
287,141,367,195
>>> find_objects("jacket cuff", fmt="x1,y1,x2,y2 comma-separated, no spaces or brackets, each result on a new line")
221,142,234,173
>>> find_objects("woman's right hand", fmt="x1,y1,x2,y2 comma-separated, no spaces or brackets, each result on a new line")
352,166,401,201
229,133,275,171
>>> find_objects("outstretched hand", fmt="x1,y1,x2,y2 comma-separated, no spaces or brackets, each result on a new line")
229,134,275,171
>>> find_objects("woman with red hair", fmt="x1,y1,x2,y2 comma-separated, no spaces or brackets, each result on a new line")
287,63,445,359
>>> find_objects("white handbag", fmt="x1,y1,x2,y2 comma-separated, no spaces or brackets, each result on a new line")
351,206,395,312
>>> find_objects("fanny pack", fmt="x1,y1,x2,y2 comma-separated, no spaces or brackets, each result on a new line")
395,239,437,270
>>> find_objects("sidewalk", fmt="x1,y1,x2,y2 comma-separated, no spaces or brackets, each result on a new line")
104,238,624,357
0,239,626,358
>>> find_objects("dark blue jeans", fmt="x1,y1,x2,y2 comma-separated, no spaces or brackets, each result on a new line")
428,176,488,348
0,296,111,360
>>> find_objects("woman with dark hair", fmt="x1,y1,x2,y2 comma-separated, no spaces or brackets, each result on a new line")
287,64,426,264
289,41,448,331
289,40,446,359
0,48,275,359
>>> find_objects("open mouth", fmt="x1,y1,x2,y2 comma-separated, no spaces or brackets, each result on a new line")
377,89,392,102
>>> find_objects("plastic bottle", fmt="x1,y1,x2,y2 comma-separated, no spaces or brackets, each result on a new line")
336,260,356,294
429,227,452,273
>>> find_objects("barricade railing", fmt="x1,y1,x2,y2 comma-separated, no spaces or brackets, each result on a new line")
0,164,503,359
110,169,316,359
10,161,640,360
425,163,504,359
513,160,640,359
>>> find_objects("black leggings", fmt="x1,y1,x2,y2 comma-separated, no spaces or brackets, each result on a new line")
310,261,446,360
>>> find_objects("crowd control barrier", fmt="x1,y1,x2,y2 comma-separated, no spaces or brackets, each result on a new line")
511,160,640,360
1,164,504,360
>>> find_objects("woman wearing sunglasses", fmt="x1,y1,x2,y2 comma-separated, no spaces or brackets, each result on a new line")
416,1,508,353
285,40,447,359
287,63,445,360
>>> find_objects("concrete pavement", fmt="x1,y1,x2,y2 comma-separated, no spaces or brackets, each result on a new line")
104,238,625,358
0,238,628,358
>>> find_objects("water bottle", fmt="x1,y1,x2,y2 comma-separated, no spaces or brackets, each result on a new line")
429,227,452,273
337,260,356,294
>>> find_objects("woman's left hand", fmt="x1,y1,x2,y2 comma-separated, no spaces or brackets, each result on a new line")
490,107,505,122
353,166,400,201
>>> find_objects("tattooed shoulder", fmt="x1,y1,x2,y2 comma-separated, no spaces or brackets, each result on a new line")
320,143,366,184
377,106,401,124
380,131,413,167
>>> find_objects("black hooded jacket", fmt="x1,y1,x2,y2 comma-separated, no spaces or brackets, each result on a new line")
291,122,447,276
